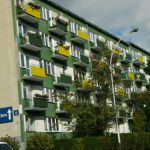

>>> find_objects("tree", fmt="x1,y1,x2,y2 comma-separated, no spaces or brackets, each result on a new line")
73,102,116,137
26,133,54,150
72,44,119,137
131,91,150,132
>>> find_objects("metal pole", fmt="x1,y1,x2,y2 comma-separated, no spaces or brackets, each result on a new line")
109,28,139,149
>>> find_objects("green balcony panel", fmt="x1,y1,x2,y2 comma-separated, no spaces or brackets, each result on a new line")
96,39,104,49
41,47,53,61
46,103,56,117
90,41,95,47
34,97,48,108
20,68,27,77
23,99,31,108
38,19,49,34
56,22,68,32
126,54,132,61
140,73,145,80
43,75,55,89
28,33,43,47
58,74,72,85
81,55,89,64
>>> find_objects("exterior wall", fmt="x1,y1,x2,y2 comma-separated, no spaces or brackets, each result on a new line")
0,0,21,139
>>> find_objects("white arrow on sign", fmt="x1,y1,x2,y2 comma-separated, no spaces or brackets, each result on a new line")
7,109,12,120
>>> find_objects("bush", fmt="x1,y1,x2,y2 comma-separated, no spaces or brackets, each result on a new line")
26,133,54,150
0,135,19,150
54,133,150,150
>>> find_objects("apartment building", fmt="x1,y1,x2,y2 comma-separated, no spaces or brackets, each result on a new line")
0,0,150,144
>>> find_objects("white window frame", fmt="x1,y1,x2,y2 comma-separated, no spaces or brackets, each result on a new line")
47,118,59,132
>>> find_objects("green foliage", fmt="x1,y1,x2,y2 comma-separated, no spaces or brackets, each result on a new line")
144,57,150,75
54,133,150,150
73,102,116,137
131,109,147,133
0,135,19,150
26,133,54,150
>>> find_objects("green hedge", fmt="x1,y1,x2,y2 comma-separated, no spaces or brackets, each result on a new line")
54,133,150,150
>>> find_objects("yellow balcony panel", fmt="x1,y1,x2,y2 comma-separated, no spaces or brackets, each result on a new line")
113,49,120,55
82,80,94,89
128,72,135,80
138,55,144,63
116,89,125,96
58,46,70,57
31,66,46,77
25,3,41,19
77,30,89,41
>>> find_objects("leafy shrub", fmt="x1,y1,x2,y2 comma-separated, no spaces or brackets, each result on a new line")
0,135,19,150
26,133,54,150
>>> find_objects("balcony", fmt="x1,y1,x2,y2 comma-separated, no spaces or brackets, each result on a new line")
133,55,144,66
49,19,68,36
135,73,146,82
90,40,104,52
52,46,70,61
24,96,48,111
20,33,43,51
73,54,89,67
113,49,120,58
76,79,94,92
120,54,132,63
54,74,72,87
71,30,88,45
22,65,46,81
17,3,41,23
56,101,73,117
122,71,135,80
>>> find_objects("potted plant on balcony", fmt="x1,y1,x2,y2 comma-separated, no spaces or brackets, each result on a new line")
34,93,41,98
42,94,48,99
16,5,23,15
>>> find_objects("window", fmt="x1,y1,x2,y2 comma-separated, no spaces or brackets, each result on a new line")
41,7,49,20
25,115,35,131
43,88,56,103
89,32,94,42
19,53,30,68
71,44,83,58
18,23,27,37
47,118,59,132
69,21,76,33
44,61,55,75
42,33,51,47
22,82,31,99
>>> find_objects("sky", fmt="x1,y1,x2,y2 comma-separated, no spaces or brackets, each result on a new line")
51,0,150,52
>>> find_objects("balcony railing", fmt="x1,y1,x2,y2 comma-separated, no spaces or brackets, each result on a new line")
135,73,146,82
133,55,145,66
20,33,43,51
120,54,132,63
113,49,120,57
54,74,72,87
23,96,48,111
52,45,70,61
22,65,46,81
71,30,88,45
122,71,135,80
90,40,104,52
74,54,89,67
49,18,68,36
76,79,94,92
17,3,41,23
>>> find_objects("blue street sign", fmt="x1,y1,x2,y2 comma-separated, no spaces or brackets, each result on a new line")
0,107,13,123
